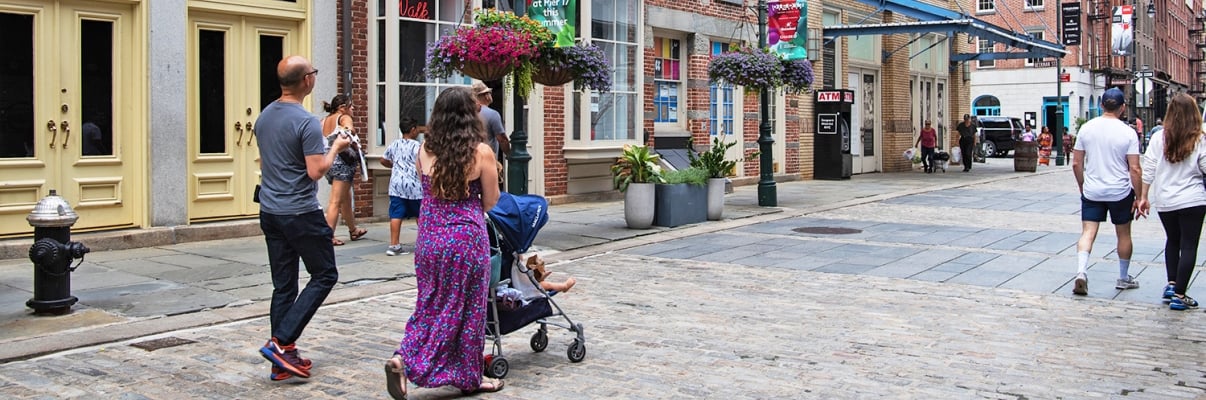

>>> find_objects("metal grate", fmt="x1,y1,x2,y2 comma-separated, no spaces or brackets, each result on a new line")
129,337,196,351
792,226,863,235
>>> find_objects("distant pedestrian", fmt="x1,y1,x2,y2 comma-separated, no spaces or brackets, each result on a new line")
1063,131,1076,157
1135,93,1205,310
385,86,503,399
1038,127,1053,166
255,56,350,381
1069,87,1142,296
380,117,424,256
1021,124,1036,142
957,114,976,172
472,80,509,190
321,94,367,246
916,120,937,173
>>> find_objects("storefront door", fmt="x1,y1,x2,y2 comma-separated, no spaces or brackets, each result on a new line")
187,13,297,221
847,70,879,174
0,1,141,237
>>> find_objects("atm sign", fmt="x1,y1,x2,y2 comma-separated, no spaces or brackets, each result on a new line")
816,91,853,102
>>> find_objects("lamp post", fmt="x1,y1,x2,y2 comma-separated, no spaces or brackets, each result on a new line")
506,0,531,194
757,0,777,207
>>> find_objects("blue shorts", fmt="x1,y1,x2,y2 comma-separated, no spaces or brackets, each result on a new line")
389,196,421,219
1081,190,1135,225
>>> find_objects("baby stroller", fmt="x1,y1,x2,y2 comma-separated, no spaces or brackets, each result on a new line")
483,192,585,379
930,148,950,173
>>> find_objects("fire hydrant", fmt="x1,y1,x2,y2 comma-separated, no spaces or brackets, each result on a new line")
26,190,89,315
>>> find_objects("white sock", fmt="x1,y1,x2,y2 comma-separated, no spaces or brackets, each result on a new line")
1119,259,1131,280
1077,251,1090,274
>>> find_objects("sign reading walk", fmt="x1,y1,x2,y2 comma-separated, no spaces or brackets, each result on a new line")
528,0,577,48
768,0,808,60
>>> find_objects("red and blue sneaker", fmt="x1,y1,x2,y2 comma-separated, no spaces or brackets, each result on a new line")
260,338,311,379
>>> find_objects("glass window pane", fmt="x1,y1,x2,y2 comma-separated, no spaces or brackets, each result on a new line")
259,35,283,112
0,12,34,158
81,20,114,156
377,84,386,146
199,29,226,155
438,0,461,22
378,20,385,81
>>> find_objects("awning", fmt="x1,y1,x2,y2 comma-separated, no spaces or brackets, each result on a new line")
822,0,1067,62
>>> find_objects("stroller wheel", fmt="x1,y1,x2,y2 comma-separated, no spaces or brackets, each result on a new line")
530,331,549,353
567,339,586,363
486,355,509,379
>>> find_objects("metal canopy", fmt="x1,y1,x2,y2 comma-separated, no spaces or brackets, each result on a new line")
822,0,1067,61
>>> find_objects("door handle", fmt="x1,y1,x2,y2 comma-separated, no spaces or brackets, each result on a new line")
47,120,58,149
60,121,70,149
235,122,243,146
245,121,255,146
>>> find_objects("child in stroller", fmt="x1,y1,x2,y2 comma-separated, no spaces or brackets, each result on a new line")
526,254,576,293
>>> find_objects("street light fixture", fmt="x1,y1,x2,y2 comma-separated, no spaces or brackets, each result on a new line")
1147,0,1155,18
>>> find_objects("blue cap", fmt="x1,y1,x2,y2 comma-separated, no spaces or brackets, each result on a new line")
1102,87,1126,109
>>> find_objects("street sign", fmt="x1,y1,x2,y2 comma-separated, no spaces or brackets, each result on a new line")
1134,70,1154,78
1061,2,1082,46
1060,73,1071,82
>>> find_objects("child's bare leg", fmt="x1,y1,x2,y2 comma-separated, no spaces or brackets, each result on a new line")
389,218,402,246
540,277,576,292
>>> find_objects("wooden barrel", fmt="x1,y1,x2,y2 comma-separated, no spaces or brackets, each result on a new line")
1014,141,1038,172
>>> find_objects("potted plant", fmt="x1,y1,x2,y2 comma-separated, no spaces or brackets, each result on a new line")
611,144,663,229
707,47,784,92
653,167,709,228
688,135,738,220
781,58,815,94
533,43,613,93
425,9,550,96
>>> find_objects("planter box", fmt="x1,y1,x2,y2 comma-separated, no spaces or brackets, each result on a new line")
654,183,708,227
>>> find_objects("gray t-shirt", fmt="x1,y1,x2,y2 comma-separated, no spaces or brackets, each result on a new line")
255,101,326,215
480,106,505,160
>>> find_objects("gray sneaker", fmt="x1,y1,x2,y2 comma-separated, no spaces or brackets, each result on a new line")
1115,275,1140,290
1072,273,1088,295
385,244,407,256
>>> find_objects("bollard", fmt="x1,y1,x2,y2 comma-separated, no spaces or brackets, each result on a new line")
25,190,89,315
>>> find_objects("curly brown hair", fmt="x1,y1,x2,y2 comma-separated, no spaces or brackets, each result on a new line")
425,86,484,200
1162,93,1203,164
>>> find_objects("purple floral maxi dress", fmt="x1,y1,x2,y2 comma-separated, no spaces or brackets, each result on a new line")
395,175,488,391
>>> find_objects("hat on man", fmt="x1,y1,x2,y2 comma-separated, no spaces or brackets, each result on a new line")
1102,87,1126,110
470,80,491,95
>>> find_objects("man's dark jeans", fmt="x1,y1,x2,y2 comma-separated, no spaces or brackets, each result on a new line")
260,209,338,345
959,137,975,171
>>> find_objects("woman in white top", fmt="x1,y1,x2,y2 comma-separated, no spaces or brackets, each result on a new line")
1136,93,1206,310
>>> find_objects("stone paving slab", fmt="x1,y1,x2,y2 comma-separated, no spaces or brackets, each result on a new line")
0,253,1202,399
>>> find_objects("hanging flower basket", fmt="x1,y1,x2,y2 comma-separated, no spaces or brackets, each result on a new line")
461,61,516,82
781,59,815,94
708,47,783,92
532,65,576,87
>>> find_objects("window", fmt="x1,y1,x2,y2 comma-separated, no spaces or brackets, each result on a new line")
1025,0,1043,9
709,41,735,136
653,37,682,123
977,39,994,68
977,0,995,12
1025,31,1044,66
373,0,472,147
973,95,1001,116
580,0,640,142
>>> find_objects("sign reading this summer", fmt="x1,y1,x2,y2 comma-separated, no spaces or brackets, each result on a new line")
528,0,577,47
768,0,808,60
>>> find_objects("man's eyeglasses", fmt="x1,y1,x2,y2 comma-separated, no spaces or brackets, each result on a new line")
305,69,319,77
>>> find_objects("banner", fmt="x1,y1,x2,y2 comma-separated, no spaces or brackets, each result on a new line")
768,0,808,60
1111,5,1133,55
528,0,577,48
1060,2,1081,46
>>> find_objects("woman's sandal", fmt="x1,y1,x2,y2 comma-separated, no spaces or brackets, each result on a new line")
384,355,408,400
331,237,345,246
461,378,504,395
349,228,368,241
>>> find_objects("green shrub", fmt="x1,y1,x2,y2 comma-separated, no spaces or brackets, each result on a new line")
660,167,709,186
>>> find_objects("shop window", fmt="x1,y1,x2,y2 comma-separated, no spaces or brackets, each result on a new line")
653,37,682,123
576,0,640,142
709,41,735,136
973,95,1001,116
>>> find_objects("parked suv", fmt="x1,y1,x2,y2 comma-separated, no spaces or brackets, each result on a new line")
976,116,1025,157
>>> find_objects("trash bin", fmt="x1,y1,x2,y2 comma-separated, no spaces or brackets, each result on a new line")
1014,141,1038,172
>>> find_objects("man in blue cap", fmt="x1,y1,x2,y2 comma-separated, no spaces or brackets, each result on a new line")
1069,87,1142,296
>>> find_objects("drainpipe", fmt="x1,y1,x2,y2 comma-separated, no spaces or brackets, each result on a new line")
342,0,352,97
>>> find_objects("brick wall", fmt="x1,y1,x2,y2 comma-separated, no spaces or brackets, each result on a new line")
543,87,568,196
880,11,914,173
338,0,373,218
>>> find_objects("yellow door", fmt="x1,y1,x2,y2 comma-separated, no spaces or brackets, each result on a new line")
188,13,297,221
0,1,140,237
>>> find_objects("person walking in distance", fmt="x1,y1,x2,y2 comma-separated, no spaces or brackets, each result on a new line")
1070,87,1142,295
916,120,937,173
957,114,976,172
471,80,509,189
380,117,424,256
254,56,350,380
321,94,367,246
384,86,503,399
1135,93,1205,310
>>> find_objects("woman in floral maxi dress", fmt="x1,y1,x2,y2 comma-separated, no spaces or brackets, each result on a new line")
1037,126,1054,165
386,86,501,399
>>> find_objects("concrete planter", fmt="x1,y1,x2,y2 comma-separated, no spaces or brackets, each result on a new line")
706,178,725,220
654,183,708,228
624,183,655,229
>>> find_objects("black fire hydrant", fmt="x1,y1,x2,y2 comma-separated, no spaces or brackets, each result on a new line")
26,190,89,315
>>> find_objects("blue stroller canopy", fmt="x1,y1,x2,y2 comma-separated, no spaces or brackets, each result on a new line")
487,192,549,254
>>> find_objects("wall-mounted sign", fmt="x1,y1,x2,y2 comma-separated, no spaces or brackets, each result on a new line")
1111,5,1133,56
768,0,808,60
1060,2,1081,46
818,114,837,134
529,0,578,47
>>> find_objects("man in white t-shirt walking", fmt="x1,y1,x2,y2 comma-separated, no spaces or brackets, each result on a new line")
1070,87,1142,295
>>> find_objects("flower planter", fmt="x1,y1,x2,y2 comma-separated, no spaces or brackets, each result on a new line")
654,183,707,228
624,183,656,229
706,178,725,220
533,66,575,87
458,61,515,82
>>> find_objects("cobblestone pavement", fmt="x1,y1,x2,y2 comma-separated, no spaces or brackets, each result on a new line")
0,252,1203,399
